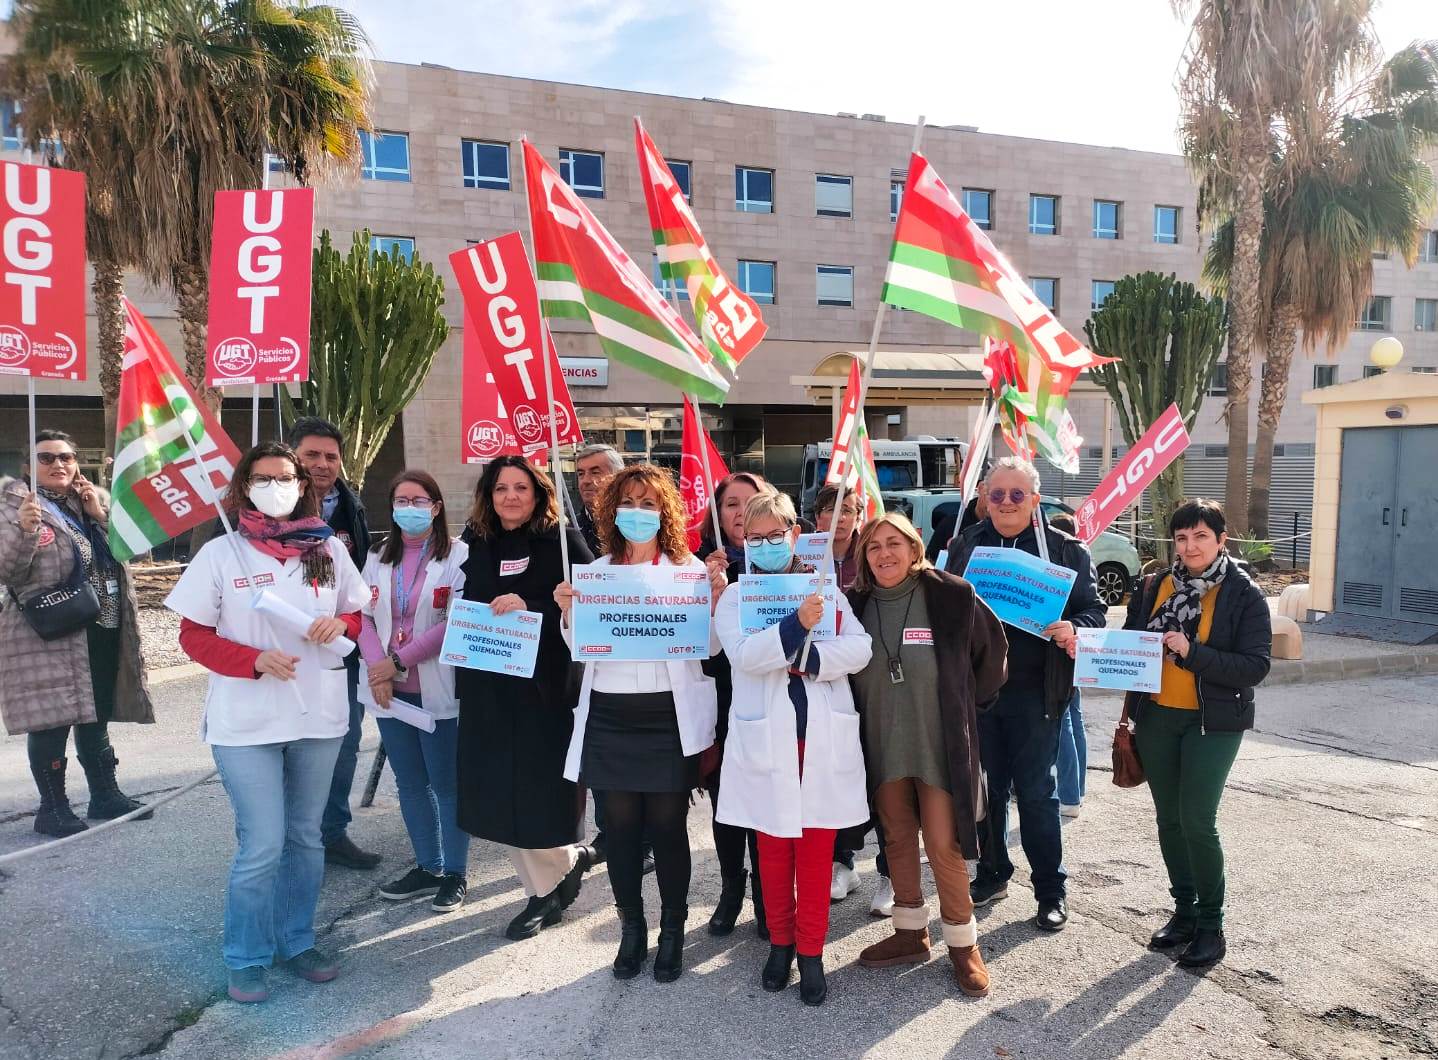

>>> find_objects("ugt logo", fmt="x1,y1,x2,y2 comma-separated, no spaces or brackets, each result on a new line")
512,405,544,443
466,420,505,460
0,325,30,366
213,337,259,377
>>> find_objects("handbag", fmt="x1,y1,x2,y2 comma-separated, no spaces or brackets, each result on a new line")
8,535,101,641
1112,692,1146,788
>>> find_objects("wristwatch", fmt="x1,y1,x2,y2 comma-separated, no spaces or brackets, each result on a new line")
389,651,409,679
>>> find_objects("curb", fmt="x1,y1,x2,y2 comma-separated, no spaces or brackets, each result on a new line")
1266,650,1438,685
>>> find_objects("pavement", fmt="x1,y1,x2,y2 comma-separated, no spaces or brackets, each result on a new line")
0,663,1435,1060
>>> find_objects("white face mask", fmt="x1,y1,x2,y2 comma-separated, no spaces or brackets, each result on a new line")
249,480,302,519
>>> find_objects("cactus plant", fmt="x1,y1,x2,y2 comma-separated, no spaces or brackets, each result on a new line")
1085,272,1228,562
283,230,448,489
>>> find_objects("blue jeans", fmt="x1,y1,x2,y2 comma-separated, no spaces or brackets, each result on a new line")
976,684,1067,901
212,737,342,970
321,654,364,845
1056,692,1088,806
375,700,469,876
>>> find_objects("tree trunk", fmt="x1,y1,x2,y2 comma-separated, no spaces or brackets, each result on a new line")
1248,301,1300,544
1222,119,1267,541
1150,457,1186,566
93,260,126,480
172,259,220,415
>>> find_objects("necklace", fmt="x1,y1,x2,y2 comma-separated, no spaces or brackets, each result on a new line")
875,585,917,685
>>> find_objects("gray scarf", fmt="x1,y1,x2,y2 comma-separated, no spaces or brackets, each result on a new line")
1148,551,1229,639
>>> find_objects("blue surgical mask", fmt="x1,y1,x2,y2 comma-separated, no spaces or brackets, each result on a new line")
392,507,434,536
748,539,794,573
615,507,661,544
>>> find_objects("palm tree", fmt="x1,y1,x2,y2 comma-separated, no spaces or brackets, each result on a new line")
4,0,371,423
1174,0,1377,539
1205,41,1438,540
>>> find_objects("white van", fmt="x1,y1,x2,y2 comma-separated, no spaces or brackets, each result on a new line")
799,436,964,521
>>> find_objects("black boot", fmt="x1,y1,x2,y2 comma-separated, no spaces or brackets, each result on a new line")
761,943,796,992
1149,913,1198,950
504,891,563,941
797,954,828,1006
557,845,595,909
612,906,648,980
653,906,687,983
77,746,151,821
708,869,748,936
31,758,87,838
751,867,769,940
1177,928,1226,968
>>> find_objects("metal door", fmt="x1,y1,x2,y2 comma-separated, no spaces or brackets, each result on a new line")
1334,427,1399,617
1392,426,1438,623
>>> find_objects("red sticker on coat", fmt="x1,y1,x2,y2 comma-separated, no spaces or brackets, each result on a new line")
36,525,55,548
370,585,381,605
499,557,529,577
433,586,451,609
903,628,934,645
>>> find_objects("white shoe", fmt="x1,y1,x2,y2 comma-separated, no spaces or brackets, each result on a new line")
830,863,861,902
869,876,895,918
1060,803,1082,819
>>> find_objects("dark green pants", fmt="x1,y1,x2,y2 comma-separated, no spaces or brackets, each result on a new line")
1135,704,1242,930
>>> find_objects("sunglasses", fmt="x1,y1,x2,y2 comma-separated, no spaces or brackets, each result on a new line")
987,488,1031,505
37,452,77,466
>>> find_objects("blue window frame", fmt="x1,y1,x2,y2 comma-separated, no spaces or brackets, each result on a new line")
1154,205,1180,244
736,166,774,213
559,148,604,198
738,260,776,304
462,139,510,190
1091,280,1116,310
370,235,415,263
359,130,410,182
666,159,691,201
963,188,993,230
1029,194,1058,235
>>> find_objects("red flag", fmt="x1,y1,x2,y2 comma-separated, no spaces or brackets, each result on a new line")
205,188,314,386
822,358,883,521
460,311,523,464
680,395,729,552
1074,404,1190,543
0,161,86,380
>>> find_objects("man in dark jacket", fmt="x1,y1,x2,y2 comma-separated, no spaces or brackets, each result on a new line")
925,475,989,564
944,456,1106,931
289,417,380,871
573,443,623,558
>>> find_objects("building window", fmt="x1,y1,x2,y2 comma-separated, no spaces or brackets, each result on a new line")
1207,362,1229,396
461,139,510,190
1,99,20,150
559,149,604,198
815,174,852,218
651,255,689,302
1313,364,1337,389
1363,364,1385,378
1416,298,1437,332
1093,199,1122,239
738,259,776,304
1154,205,1180,244
1421,230,1438,264
1373,249,1389,260
1029,194,1059,235
736,166,774,213
370,235,415,262
890,181,904,223
1357,296,1390,331
816,265,854,307
1030,277,1058,311
1412,365,1437,374
963,188,993,230
359,130,410,182
265,153,288,174
666,159,692,201
1091,280,1116,311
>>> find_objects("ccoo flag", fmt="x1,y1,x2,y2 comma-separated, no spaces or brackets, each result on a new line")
108,299,242,562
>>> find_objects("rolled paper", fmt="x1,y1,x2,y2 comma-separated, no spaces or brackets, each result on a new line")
250,588,356,658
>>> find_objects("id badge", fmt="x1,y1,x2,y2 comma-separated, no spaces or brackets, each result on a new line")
105,579,120,597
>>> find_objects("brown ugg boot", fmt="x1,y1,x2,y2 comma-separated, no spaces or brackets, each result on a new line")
858,904,930,967
943,917,989,998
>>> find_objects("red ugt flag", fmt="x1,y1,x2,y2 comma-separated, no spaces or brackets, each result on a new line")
0,162,86,380
460,310,524,464
680,395,729,552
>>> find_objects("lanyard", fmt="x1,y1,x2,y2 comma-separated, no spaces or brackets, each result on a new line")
393,544,430,620
875,586,917,685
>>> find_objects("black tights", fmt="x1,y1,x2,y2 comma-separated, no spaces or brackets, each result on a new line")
28,721,111,771
705,773,757,879
602,789,691,912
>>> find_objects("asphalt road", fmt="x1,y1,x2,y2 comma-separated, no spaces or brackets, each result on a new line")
0,669,1435,1060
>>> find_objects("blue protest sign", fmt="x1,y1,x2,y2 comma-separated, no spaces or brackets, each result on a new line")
962,546,1077,638
440,599,542,678
737,573,837,641
1074,627,1163,693
571,563,713,661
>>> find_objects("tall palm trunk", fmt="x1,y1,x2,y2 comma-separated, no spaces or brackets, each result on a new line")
1248,300,1300,546
1222,118,1267,542
92,258,126,478
172,257,220,416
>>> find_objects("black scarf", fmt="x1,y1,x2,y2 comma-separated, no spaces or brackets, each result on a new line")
1148,551,1230,639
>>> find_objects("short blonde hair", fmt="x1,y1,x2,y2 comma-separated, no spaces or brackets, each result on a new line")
742,491,798,534
852,512,932,593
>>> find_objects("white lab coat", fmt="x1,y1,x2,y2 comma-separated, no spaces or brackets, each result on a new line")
713,582,873,837
562,553,719,783
355,539,468,720
165,534,370,746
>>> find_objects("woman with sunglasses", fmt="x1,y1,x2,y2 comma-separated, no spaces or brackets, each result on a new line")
0,430,155,837
167,442,371,1004
357,471,470,914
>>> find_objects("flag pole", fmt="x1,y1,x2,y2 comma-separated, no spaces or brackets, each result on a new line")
658,274,725,550
539,322,570,573
802,116,925,669
26,376,37,488
1019,420,1051,562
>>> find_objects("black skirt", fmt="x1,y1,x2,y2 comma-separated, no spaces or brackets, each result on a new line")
582,690,699,793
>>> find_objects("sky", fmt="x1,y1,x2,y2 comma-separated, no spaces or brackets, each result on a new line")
334,0,1435,154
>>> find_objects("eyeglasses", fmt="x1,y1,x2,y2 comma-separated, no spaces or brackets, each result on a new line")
745,531,791,547
988,488,1031,506
250,474,298,488
393,498,436,511
37,452,77,466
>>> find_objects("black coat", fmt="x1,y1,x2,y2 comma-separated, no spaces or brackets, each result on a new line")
325,479,371,568
455,523,594,848
848,569,1010,859
1122,566,1272,732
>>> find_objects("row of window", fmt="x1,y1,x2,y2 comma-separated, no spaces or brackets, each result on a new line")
1207,360,1436,397
1358,296,1438,332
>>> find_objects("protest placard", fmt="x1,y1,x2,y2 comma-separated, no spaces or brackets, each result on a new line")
962,546,1076,639
1074,627,1163,693
440,599,542,678
793,533,831,570
571,563,712,661
737,573,837,641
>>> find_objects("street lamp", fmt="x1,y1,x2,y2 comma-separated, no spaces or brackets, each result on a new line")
1369,335,1405,371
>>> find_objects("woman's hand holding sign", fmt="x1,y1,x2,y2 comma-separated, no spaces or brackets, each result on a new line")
1044,619,1078,660
796,594,825,631
490,593,526,617
553,581,576,621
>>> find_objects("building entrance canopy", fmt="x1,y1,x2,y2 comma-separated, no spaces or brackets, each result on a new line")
790,350,1108,407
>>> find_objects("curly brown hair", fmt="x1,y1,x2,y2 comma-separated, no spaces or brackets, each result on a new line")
466,456,560,540
595,463,691,563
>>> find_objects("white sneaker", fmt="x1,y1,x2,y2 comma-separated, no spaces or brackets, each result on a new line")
1060,803,1082,819
830,862,861,902
869,876,895,918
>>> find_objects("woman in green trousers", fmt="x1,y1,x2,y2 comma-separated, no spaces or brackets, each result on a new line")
1122,498,1271,968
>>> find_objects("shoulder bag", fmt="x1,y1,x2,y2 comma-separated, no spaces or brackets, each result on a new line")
8,534,101,641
